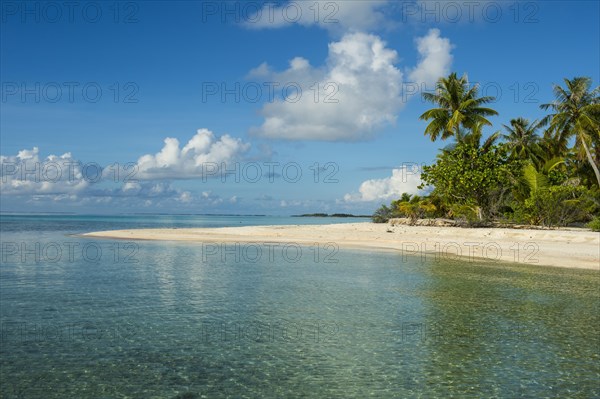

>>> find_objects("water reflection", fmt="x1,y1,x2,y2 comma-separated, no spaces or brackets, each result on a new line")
1,230,598,398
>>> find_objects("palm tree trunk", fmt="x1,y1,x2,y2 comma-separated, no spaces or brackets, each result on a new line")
581,138,600,187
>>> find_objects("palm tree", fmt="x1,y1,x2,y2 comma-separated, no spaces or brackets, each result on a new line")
538,128,566,159
396,195,436,225
465,121,500,152
502,118,543,164
420,72,498,142
516,157,566,201
444,122,500,154
540,77,600,186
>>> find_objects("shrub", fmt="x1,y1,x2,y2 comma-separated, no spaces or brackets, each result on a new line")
587,216,600,232
449,204,480,225
395,196,437,224
372,204,393,223
419,142,520,221
513,186,597,227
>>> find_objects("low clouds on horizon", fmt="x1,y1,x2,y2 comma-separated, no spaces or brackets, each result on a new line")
343,166,424,203
0,130,251,209
0,132,424,209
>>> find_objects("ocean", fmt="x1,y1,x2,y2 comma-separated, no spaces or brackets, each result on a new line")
0,214,598,398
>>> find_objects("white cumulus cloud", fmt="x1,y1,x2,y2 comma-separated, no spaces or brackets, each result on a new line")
250,32,403,141
343,166,423,202
0,147,90,195
408,28,453,87
135,128,251,179
249,29,452,141
243,0,392,34
0,129,252,204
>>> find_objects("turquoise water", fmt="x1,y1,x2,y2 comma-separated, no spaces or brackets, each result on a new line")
0,215,598,398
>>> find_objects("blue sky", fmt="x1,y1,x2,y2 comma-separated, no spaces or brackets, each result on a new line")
1,0,599,215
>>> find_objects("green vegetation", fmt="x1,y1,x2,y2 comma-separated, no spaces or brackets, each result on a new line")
587,216,600,232
395,194,437,224
420,72,498,141
419,141,520,221
372,205,395,223
373,74,600,228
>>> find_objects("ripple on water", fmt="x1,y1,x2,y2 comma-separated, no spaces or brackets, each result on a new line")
1,232,599,398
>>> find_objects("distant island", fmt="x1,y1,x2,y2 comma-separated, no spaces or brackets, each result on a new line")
292,213,371,218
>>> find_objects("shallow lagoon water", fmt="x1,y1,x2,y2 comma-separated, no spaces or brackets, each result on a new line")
1,215,598,398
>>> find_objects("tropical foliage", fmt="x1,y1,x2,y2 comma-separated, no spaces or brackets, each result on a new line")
394,195,436,224
540,77,600,187
373,73,600,228
420,72,498,142
588,216,600,232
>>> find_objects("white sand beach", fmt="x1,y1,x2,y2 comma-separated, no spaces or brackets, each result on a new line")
83,223,600,270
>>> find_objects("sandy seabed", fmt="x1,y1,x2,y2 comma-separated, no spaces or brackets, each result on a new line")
83,222,600,270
